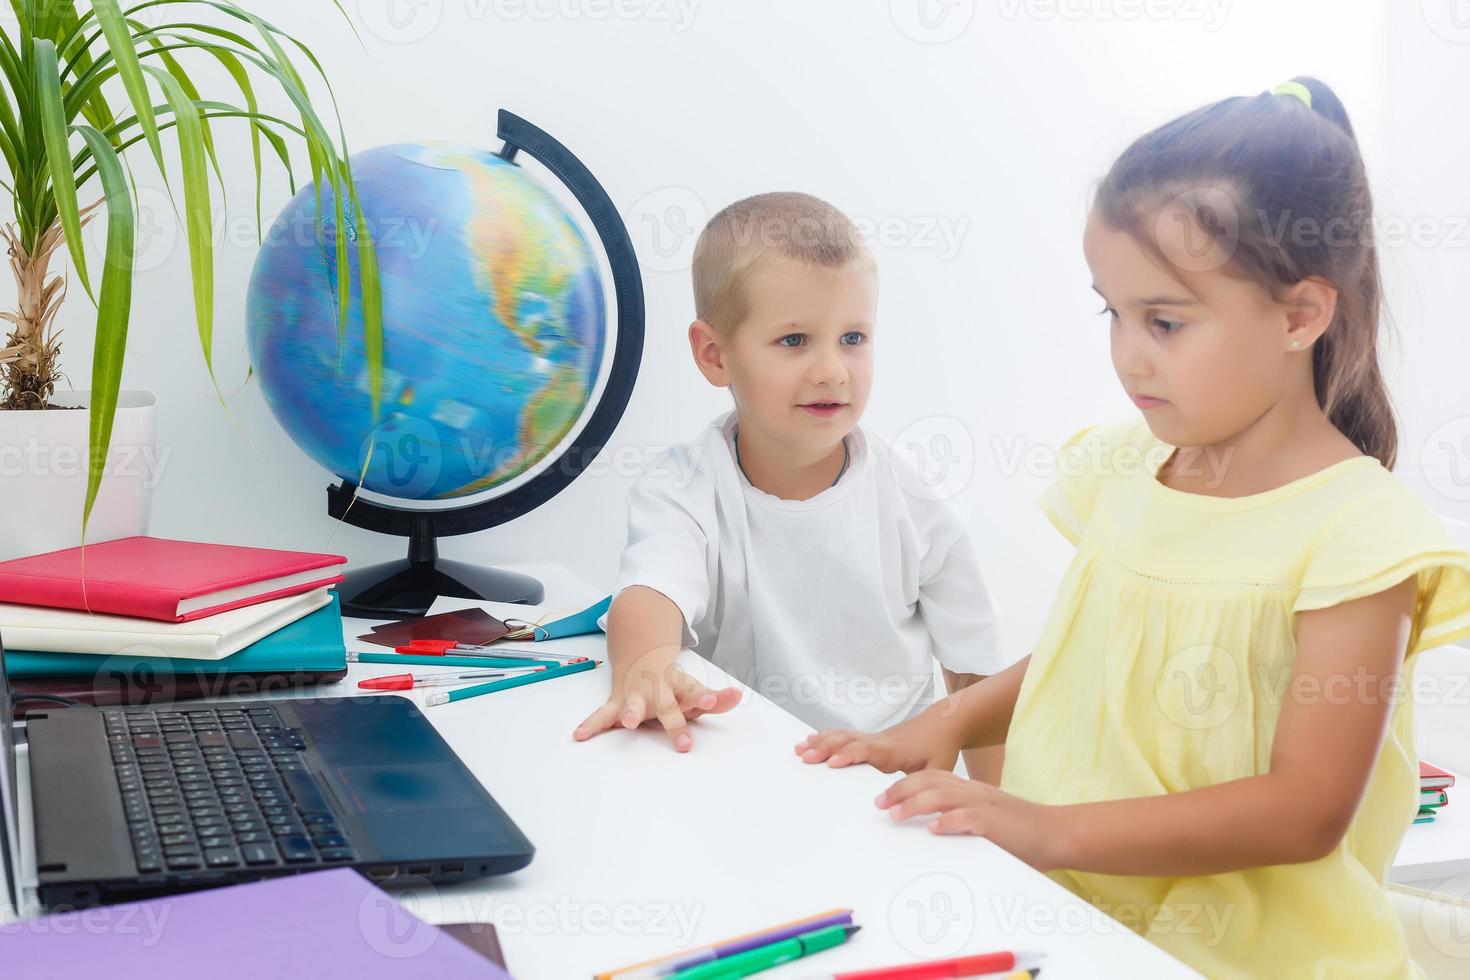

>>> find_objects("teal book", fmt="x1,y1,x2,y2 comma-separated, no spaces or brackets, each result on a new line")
5,593,345,678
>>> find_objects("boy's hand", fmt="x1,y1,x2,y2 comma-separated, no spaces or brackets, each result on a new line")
571,648,742,752
794,710,960,774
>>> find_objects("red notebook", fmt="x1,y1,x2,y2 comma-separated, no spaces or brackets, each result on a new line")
0,536,346,622
1420,761,1457,792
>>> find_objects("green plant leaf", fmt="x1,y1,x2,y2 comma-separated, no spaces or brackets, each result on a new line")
141,63,216,391
73,123,134,533
91,0,165,175
142,38,226,207
32,37,94,303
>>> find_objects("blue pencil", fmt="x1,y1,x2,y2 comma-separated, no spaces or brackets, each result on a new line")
424,658,598,705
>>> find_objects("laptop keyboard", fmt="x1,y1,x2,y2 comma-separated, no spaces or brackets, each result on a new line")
103,705,356,875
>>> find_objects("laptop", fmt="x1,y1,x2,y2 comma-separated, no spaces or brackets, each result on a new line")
1,628,534,911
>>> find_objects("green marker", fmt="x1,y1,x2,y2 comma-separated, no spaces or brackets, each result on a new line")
348,651,565,670
424,657,598,705
671,924,860,980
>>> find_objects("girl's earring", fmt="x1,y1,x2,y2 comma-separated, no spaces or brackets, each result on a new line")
1291,340,1302,349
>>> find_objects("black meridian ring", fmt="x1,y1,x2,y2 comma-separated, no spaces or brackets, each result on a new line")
325,110,645,536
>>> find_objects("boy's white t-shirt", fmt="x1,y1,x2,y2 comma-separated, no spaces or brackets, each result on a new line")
613,411,1006,732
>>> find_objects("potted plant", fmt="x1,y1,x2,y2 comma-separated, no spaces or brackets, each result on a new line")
0,0,382,559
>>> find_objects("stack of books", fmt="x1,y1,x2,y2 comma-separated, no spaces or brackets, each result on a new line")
1416,761,1457,825
0,536,349,716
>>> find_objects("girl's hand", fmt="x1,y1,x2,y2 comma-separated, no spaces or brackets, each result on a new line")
794,711,959,774
875,770,1073,872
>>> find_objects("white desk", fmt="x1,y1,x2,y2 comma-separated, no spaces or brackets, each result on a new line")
327,564,1194,978
7,563,1195,978
1391,766,1469,888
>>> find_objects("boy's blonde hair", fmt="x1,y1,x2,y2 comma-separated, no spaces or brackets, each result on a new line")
692,192,871,333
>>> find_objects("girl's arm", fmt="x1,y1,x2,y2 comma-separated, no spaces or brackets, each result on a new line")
937,655,1030,751
942,668,1006,783
879,577,1418,876
797,654,1029,772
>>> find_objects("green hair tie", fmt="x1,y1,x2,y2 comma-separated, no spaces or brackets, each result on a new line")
1271,81,1313,109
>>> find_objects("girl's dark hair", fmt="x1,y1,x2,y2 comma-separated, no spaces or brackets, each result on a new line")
1095,75,1396,468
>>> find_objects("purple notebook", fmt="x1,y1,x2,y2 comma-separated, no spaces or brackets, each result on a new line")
1,868,509,978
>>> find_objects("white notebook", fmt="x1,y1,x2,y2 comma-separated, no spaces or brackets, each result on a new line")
0,588,333,661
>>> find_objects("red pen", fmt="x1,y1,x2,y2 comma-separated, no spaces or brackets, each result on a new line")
358,668,545,691
821,949,1046,980
398,639,588,663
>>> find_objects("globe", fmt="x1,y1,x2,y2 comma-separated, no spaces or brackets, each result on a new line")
246,143,607,501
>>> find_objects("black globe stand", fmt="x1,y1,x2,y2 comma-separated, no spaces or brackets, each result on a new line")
333,519,544,620
329,110,645,619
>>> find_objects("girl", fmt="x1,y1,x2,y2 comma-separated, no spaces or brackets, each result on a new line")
795,77,1470,978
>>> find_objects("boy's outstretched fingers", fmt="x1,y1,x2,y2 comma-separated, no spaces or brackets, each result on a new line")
572,702,623,741
669,673,742,720
654,703,693,753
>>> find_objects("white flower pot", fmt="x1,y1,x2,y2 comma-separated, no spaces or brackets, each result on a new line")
0,390,158,561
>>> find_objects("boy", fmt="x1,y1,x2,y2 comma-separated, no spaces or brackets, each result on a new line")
572,192,1008,780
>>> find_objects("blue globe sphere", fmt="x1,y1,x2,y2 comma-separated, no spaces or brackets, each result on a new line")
247,143,606,500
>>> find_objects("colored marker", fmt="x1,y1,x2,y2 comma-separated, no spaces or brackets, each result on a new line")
634,910,856,978
822,949,1046,980
424,658,598,705
358,669,544,691
671,924,859,980
598,908,853,980
401,638,588,663
349,651,563,670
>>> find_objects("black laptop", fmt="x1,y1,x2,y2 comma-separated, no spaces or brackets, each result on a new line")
1,629,534,910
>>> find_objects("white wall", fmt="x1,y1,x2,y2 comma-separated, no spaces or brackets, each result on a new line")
12,0,1468,659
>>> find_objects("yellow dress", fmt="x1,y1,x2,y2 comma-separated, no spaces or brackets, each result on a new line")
999,419,1470,979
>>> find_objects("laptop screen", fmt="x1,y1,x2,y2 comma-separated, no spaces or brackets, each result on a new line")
0,630,20,914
